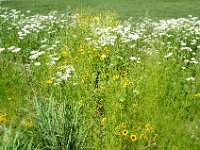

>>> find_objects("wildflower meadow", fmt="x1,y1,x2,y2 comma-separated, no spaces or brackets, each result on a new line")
0,2,200,150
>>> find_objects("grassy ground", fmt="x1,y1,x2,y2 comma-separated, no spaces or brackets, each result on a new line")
0,2,200,150
1,0,200,19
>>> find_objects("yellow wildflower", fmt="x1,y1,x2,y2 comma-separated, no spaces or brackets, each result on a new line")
81,76,87,83
143,135,149,141
122,129,128,136
0,114,9,124
145,124,153,132
113,74,119,80
61,51,68,56
130,134,137,142
93,48,97,51
123,79,133,88
46,80,53,84
121,122,126,128
79,100,83,105
103,47,109,53
77,48,84,54
195,93,200,98
101,117,106,124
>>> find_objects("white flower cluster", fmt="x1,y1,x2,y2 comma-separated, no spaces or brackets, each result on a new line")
91,21,140,47
1,7,200,83
53,65,75,85
0,46,22,53
29,51,45,60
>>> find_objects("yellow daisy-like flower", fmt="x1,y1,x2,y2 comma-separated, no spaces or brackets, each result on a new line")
101,117,106,124
121,122,126,128
145,124,153,132
143,135,149,141
130,134,137,142
46,80,53,84
113,74,119,80
77,48,84,54
0,114,9,124
140,133,148,141
79,99,83,105
122,129,128,136
61,51,68,56
103,47,109,53
93,48,97,51
195,93,200,98
122,80,133,88
81,76,87,83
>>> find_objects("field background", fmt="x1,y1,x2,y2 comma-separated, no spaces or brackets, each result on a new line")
2,0,200,19
1,0,200,149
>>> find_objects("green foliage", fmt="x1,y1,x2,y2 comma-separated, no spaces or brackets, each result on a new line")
32,97,87,149
1,0,200,20
0,6,200,149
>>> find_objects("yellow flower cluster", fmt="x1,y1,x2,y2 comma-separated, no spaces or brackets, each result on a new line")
115,122,137,142
0,113,10,124
61,51,68,56
122,79,133,88
77,48,84,55
46,79,53,84
81,75,88,83
113,74,119,80
145,124,153,132
140,133,149,141
115,122,158,144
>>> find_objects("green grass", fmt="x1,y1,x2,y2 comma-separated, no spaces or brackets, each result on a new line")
0,4,200,150
1,0,200,19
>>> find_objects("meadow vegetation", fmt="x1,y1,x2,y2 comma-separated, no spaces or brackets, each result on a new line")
0,3,200,150
2,0,200,20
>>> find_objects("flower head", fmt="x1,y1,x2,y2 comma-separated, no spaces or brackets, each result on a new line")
121,122,126,128
122,129,128,136
61,51,68,56
130,134,137,142
145,124,153,132
113,74,119,80
101,117,107,124
46,80,53,84
195,93,200,98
